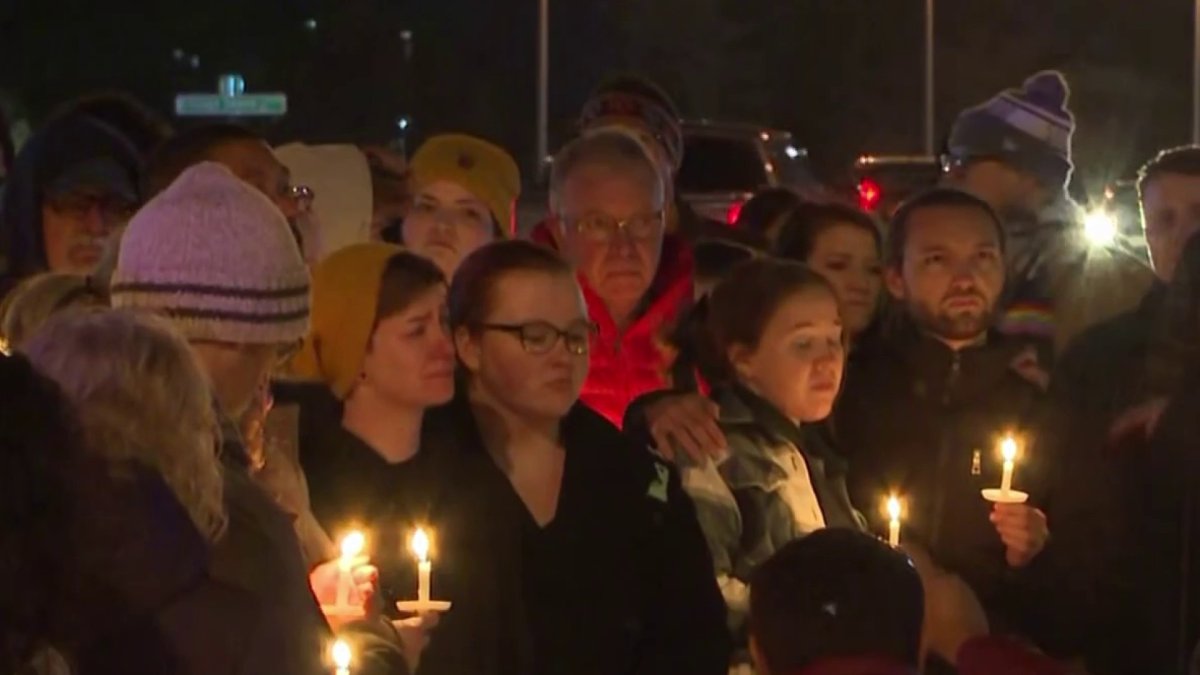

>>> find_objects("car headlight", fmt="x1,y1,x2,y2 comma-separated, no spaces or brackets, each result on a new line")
1083,209,1118,247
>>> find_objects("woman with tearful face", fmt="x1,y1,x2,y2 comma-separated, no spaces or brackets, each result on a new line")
283,243,455,573
407,240,728,675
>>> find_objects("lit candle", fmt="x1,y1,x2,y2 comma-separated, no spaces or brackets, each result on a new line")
412,528,431,604
331,639,352,675
336,531,365,610
999,436,1018,495
886,496,902,547
981,434,1029,504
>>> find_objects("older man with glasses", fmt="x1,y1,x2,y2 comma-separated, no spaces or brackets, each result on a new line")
546,130,694,428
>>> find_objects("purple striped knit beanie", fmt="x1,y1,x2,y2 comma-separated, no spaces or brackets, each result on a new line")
110,162,310,344
947,70,1075,191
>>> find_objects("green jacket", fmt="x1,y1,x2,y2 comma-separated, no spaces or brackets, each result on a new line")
682,385,866,634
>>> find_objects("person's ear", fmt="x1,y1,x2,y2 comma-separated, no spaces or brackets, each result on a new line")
454,325,482,374
885,265,907,301
727,343,757,383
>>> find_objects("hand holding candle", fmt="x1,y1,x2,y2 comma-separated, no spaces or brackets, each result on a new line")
315,530,373,622
981,434,1029,504
397,527,452,614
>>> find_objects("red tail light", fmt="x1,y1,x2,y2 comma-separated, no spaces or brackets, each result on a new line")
858,178,882,212
726,200,745,225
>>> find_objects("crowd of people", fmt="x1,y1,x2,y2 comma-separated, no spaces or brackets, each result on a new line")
0,69,1196,675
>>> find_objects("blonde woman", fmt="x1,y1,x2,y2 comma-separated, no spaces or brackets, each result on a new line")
22,307,226,541
0,272,106,353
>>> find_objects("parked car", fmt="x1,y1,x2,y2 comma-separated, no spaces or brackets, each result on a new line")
852,154,940,217
677,120,820,225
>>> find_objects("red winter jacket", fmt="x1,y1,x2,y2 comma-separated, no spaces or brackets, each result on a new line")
531,219,693,427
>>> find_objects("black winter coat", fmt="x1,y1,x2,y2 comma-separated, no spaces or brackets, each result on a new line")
214,413,408,675
834,324,1112,657
1054,284,1200,675
299,387,731,675
68,462,314,675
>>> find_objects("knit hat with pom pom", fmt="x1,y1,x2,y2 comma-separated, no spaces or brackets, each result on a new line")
947,70,1076,191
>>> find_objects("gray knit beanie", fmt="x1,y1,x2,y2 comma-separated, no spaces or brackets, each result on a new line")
110,162,310,344
947,70,1076,191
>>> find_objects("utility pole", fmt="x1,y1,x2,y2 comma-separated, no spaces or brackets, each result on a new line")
924,0,935,155
537,0,550,175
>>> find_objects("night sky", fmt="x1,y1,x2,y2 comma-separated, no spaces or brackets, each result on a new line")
1,0,1193,189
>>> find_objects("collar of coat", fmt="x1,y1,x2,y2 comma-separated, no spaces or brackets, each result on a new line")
713,384,847,475
858,320,1036,403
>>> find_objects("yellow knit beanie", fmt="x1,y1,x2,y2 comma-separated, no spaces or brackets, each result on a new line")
410,134,521,236
289,242,407,399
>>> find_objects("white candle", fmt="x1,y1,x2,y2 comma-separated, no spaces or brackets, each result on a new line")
336,531,365,610
999,436,1018,495
886,496,902,547
412,528,432,603
331,639,352,675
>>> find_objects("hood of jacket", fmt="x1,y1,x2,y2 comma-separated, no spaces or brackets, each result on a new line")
67,461,209,645
274,143,374,262
0,113,141,293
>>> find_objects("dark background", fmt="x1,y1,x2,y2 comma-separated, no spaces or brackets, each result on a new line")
0,0,1192,191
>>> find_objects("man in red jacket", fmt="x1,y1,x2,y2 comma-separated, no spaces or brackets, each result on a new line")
542,130,693,427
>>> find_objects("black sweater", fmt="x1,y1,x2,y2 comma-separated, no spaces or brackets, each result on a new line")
294,386,730,675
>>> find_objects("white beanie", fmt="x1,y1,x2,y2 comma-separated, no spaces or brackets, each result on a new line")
110,162,310,344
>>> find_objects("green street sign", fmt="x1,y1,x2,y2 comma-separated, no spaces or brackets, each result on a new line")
175,93,288,117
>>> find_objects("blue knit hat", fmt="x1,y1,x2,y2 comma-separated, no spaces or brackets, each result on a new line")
947,70,1076,191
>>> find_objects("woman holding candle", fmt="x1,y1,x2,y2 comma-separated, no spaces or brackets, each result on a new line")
284,243,457,618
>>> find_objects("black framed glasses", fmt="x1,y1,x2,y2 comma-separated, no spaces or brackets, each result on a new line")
479,321,597,356
567,212,665,243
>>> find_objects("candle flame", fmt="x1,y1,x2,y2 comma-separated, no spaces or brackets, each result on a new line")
1000,436,1018,462
331,639,352,669
886,496,902,521
340,530,365,561
412,528,430,563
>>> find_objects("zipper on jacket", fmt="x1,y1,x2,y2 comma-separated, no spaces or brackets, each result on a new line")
929,350,962,549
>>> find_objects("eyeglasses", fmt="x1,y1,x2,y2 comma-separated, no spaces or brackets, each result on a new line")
45,192,136,222
287,184,315,214
479,321,597,356
567,212,665,243
192,339,302,368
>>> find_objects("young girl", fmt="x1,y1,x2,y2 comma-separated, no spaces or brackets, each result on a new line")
682,257,866,664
